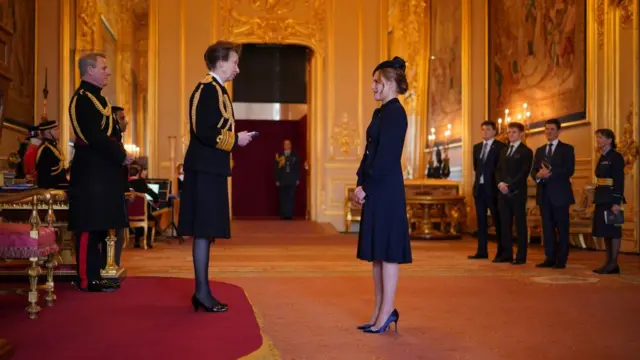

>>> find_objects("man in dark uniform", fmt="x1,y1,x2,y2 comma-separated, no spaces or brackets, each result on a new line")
35,120,68,189
469,121,505,260
494,122,533,265
274,139,301,219
68,52,133,292
531,119,575,269
100,105,129,270
178,41,254,312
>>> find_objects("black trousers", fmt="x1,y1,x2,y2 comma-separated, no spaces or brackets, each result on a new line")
474,189,502,257
278,185,296,218
75,231,106,289
100,228,124,268
540,196,571,265
498,195,528,261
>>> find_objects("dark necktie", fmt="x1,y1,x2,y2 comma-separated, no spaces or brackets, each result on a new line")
480,142,489,162
546,143,553,158
507,145,515,157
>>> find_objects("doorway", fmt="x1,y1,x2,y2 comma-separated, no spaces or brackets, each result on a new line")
231,44,310,219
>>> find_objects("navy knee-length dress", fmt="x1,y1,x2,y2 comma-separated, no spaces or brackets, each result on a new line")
356,98,412,264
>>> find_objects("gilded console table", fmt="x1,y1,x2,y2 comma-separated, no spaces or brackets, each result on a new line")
344,179,463,234
0,189,124,279
406,195,467,240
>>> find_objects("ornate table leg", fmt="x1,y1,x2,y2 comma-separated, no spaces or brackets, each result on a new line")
100,229,126,279
26,257,42,319
44,253,57,306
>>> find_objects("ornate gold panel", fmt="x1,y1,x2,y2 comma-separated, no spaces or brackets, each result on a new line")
218,0,327,54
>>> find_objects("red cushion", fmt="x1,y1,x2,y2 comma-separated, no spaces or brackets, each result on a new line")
0,223,58,259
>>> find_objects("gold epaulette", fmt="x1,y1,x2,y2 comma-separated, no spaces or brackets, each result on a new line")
216,131,235,151
595,178,613,186
275,153,285,168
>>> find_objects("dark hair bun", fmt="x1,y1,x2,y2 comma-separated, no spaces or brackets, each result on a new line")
391,57,406,72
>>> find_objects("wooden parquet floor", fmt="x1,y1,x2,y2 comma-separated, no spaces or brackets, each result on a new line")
122,220,640,360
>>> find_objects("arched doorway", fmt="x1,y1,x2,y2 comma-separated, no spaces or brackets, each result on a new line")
230,44,311,219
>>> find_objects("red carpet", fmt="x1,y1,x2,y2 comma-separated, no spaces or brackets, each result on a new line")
0,277,274,360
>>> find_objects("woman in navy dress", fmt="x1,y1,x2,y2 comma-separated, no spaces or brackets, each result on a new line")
592,129,625,274
354,57,412,334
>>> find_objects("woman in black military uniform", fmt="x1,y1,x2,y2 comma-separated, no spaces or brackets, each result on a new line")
354,57,411,334
179,41,253,312
592,129,625,274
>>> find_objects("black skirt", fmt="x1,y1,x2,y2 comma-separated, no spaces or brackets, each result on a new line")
592,203,622,239
178,170,231,239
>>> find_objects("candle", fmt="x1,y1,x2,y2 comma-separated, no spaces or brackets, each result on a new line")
498,118,503,133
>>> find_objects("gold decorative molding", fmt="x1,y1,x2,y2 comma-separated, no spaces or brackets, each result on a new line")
597,0,605,48
618,104,640,174
330,113,360,158
219,0,326,54
386,0,428,178
611,0,634,29
250,0,296,15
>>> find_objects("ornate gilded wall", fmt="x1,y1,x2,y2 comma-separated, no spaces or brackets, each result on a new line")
152,0,382,228
74,0,148,148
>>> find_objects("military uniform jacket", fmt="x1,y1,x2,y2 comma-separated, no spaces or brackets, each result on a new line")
183,74,238,177
67,80,129,232
274,151,300,185
593,148,626,205
36,138,68,189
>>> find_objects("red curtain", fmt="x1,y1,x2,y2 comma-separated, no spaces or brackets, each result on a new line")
232,118,307,219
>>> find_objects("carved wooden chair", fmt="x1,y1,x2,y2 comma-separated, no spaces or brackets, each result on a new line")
569,185,595,249
123,192,156,249
344,186,361,233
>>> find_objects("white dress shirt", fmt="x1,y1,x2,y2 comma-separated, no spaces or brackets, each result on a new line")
209,71,224,86
506,141,521,156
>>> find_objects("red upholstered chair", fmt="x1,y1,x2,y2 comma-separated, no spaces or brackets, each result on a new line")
123,192,156,249
0,191,59,320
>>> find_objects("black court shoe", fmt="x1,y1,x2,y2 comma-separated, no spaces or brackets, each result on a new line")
191,294,228,313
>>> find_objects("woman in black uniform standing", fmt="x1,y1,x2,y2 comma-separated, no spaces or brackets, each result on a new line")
592,129,625,274
354,57,412,334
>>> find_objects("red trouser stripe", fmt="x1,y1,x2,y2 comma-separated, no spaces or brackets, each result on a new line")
79,232,89,289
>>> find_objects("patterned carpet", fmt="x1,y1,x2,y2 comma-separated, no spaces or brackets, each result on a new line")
123,221,640,360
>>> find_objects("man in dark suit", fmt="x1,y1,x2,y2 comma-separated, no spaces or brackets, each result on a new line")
469,121,506,260
274,139,301,219
494,122,533,265
531,119,575,268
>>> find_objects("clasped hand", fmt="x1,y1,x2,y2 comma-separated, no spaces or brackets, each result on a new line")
536,166,552,179
497,182,509,195
353,186,366,205
611,204,621,214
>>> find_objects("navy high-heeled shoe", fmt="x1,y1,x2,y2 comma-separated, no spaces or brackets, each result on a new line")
356,323,374,330
363,309,399,334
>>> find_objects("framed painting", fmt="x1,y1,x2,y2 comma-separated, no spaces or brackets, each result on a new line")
427,0,462,144
0,0,36,132
488,0,586,131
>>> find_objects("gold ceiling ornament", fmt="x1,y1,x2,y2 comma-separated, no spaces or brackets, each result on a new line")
618,104,640,174
220,0,326,54
330,113,361,158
